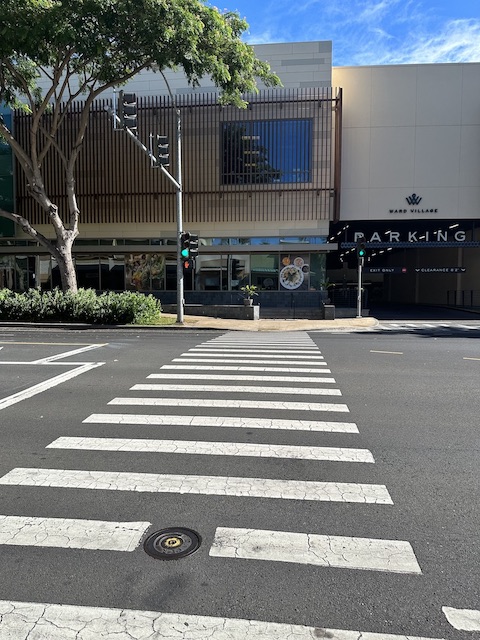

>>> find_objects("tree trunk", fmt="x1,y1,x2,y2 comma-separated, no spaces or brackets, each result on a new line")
53,237,78,293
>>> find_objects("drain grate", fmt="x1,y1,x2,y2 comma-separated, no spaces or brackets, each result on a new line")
143,527,201,560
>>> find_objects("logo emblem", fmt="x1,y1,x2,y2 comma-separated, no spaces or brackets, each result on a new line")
406,193,422,205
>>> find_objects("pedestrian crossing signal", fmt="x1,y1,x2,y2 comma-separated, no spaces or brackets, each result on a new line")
183,259,194,271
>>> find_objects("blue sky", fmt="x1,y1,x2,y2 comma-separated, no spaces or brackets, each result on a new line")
224,0,480,66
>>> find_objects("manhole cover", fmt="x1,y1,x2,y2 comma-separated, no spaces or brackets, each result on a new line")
143,527,201,560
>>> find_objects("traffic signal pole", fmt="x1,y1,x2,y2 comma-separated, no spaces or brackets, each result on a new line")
175,105,184,325
107,79,185,325
357,256,363,318
355,234,367,318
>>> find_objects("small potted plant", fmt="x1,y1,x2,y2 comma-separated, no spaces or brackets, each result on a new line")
320,278,335,304
240,284,259,306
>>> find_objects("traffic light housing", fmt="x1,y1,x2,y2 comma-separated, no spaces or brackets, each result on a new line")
188,234,199,258
356,235,367,259
180,232,192,259
156,135,169,166
118,91,137,134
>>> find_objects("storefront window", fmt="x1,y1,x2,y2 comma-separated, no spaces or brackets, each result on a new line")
0,255,15,289
100,256,125,291
76,256,100,290
308,253,327,291
195,255,228,290
14,256,35,291
229,255,250,290
38,256,53,290
126,253,165,291
164,254,178,291
250,254,279,290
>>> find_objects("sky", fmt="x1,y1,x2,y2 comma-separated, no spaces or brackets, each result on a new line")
224,0,480,66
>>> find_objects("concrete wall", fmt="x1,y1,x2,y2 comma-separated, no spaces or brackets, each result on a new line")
116,41,332,97
332,63,480,222
35,42,332,98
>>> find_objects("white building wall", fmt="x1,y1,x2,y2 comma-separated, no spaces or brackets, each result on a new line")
332,63,480,221
120,41,332,96
35,42,332,97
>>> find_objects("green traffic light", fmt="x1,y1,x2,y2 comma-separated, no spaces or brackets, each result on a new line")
358,249,365,257
181,248,190,258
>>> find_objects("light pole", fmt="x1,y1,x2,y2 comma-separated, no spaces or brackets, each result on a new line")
356,235,367,318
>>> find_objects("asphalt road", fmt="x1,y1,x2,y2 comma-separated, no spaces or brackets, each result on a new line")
0,326,478,639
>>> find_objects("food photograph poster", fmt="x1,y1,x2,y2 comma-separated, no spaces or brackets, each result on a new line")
279,254,309,291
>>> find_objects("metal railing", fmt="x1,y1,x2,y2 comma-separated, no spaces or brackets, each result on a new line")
446,290,480,308
330,286,368,308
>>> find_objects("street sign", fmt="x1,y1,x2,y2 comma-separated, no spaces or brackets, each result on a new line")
365,267,407,274
414,267,466,273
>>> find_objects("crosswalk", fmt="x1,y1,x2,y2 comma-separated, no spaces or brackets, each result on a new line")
375,321,480,332
0,330,475,638
325,321,480,333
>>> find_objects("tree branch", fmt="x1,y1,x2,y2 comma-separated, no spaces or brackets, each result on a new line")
0,208,57,254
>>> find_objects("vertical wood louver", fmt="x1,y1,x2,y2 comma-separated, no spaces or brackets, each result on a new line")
15,88,341,228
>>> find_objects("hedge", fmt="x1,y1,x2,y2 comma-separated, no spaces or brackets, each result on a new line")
0,288,163,325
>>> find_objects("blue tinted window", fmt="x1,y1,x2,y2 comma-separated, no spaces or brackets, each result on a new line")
222,119,312,185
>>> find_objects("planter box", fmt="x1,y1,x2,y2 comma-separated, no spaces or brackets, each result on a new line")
163,304,260,320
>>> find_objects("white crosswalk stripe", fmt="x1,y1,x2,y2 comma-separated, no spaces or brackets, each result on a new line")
210,527,422,574
442,606,480,631
0,515,149,551
0,600,447,640
180,351,325,359
148,373,337,383
368,322,480,333
131,383,342,396
108,397,349,411
173,357,329,365
162,364,332,373
0,468,391,503
189,348,322,354
47,437,375,462
83,413,358,432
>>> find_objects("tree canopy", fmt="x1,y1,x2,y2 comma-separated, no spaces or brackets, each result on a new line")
0,0,281,291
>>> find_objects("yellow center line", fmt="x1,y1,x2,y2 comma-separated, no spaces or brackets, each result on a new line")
370,350,403,355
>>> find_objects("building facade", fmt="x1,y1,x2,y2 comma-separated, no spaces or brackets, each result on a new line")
330,62,480,308
1,42,341,310
1,43,479,309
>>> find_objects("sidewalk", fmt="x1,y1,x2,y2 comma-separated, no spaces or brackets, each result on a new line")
162,313,379,332
0,315,379,332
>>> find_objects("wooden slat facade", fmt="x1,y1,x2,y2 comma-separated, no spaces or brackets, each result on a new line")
15,88,341,229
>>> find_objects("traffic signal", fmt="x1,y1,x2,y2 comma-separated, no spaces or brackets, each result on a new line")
188,234,199,258
180,232,192,259
156,135,169,166
118,91,137,134
182,258,194,272
356,235,367,259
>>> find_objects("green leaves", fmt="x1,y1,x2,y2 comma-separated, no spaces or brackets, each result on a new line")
0,0,280,108
0,288,163,324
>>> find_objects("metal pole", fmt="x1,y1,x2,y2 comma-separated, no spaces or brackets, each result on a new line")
107,83,184,322
356,257,363,318
175,106,184,324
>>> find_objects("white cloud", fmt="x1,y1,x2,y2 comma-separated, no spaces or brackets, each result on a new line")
239,0,480,67
352,18,480,65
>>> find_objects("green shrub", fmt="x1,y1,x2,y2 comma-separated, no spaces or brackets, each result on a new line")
0,288,162,324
